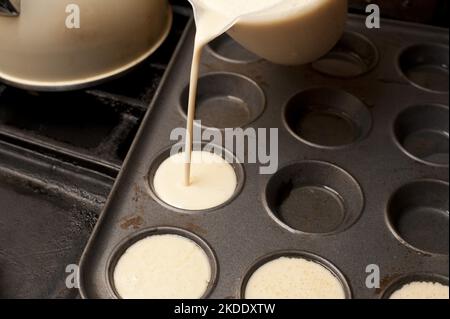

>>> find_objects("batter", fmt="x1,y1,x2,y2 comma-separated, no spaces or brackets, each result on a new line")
113,234,212,299
245,257,346,299
153,151,237,210
389,281,449,299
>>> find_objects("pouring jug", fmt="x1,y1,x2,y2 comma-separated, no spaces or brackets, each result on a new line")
190,0,348,65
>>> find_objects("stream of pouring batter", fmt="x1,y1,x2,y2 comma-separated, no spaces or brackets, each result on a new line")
184,0,283,186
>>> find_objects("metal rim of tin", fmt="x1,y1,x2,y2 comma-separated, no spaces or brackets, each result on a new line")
146,142,246,214
0,9,173,92
396,42,450,95
105,226,219,299
391,103,449,168
177,71,267,131
380,273,449,299
240,250,353,299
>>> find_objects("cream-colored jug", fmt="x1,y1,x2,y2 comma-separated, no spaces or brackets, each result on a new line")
193,0,348,65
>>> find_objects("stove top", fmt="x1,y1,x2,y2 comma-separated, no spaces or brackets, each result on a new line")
0,3,190,298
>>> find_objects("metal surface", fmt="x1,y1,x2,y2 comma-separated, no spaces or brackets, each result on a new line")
0,5,190,298
0,140,112,298
80,15,449,299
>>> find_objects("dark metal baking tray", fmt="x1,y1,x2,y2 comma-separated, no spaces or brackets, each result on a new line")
79,15,449,299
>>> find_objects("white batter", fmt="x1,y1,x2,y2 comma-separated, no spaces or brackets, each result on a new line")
245,257,346,299
113,234,212,299
154,151,237,210
389,281,449,299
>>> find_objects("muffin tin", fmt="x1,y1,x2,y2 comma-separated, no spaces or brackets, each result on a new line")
79,15,449,299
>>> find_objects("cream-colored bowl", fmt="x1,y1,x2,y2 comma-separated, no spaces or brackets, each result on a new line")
0,0,172,90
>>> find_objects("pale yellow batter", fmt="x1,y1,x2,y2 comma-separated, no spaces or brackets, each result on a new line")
245,257,346,299
154,151,237,210
113,234,212,299
390,281,449,299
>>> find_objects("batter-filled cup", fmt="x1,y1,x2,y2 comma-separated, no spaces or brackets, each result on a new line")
243,254,349,299
112,233,214,299
152,150,239,211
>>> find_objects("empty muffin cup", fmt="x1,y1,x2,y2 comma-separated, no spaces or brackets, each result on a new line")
107,227,218,299
398,44,449,93
387,180,449,255
208,34,262,64
180,73,265,129
394,104,449,166
284,88,372,148
264,161,364,234
242,251,351,299
312,32,379,78
382,274,449,299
